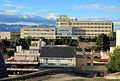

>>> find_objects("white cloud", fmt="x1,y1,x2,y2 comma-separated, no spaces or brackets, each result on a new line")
0,10,20,15
77,16,120,22
4,4,28,9
75,4,120,12
47,13,60,19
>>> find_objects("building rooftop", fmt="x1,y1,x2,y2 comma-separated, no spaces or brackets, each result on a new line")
40,46,75,58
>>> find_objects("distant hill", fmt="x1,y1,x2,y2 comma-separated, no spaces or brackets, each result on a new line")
0,24,55,32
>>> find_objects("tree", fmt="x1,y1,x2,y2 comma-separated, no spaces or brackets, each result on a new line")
106,47,120,73
95,33,109,51
109,31,114,41
78,36,84,42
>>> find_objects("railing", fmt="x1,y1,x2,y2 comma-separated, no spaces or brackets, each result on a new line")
5,61,39,64
7,68,38,71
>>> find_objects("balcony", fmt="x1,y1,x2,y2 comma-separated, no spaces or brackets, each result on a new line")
5,61,39,64
7,68,38,71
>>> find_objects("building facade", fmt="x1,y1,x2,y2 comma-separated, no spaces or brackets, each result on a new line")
0,32,11,39
56,15,113,38
20,27,56,39
39,46,76,68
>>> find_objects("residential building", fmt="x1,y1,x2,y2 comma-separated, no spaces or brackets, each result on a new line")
110,30,120,53
20,27,56,39
56,15,113,38
6,39,46,76
0,32,11,39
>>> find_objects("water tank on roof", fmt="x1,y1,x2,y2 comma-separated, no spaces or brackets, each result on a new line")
16,46,22,53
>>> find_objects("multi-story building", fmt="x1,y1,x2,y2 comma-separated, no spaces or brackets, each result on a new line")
0,32,11,39
6,39,46,76
56,15,113,38
20,27,56,39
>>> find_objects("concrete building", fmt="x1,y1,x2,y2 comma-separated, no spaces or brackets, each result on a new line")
56,15,113,38
20,27,56,39
0,32,11,39
6,39,46,76
110,30,120,53
116,30,120,47
39,46,76,68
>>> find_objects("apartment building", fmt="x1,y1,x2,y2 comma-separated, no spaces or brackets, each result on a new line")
56,15,113,38
6,39,46,76
20,27,56,39
0,32,11,39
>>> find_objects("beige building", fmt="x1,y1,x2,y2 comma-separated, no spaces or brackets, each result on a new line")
110,30,120,53
20,27,56,39
14,39,46,61
0,32,11,39
116,30,120,47
56,15,113,38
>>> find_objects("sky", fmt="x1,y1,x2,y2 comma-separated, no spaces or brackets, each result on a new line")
0,0,120,25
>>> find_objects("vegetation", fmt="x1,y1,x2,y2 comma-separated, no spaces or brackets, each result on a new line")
94,33,109,51
109,31,116,41
16,38,33,49
78,36,97,42
44,38,78,46
106,47,120,73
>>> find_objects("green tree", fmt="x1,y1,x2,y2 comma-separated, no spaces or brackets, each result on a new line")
95,33,109,51
109,31,114,41
106,47,120,73
78,36,84,42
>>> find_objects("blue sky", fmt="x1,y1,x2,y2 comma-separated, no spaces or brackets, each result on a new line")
0,0,120,25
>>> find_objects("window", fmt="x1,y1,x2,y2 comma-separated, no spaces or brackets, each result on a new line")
105,27,108,28
105,23,108,25
95,27,97,28
91,23,93,25
109,23,111,25
95,23,97,25
84,23,86,25
77,23,79,25
91,27,93,28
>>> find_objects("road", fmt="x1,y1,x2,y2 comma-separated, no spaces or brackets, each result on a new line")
43,73,86,81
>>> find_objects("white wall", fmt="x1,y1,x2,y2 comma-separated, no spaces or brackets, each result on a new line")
116,30,120,46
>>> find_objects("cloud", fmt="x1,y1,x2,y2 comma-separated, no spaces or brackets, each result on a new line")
47,13,60,19
75,4,120,12
77,16,120,22
4,4,28,9
0,10,20,15
0,9,56,25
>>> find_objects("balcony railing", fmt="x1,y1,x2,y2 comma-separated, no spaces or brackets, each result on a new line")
7,68,38,71
5,61,39,64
